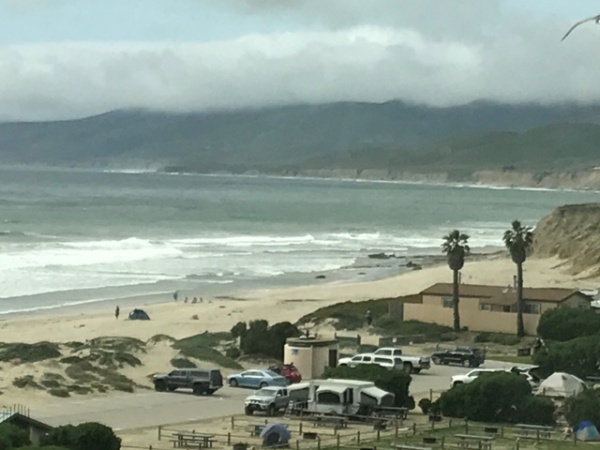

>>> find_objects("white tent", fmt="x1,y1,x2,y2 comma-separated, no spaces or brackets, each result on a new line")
538,372,586,398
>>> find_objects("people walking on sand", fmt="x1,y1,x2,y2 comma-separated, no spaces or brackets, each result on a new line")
192,297,198,304
115,305,120,319
365,310,373,326
184,297,188,303
173,291,178,302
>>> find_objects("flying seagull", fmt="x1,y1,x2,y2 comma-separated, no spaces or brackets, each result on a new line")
562,14,600,41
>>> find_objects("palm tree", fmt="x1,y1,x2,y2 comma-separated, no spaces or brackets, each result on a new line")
442,230,470,332
503,220,534,338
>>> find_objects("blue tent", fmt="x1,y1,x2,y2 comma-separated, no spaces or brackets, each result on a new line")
575,421,600,441
259,423,291,447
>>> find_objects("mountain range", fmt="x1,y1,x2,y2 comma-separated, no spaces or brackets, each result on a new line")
2,101,600,176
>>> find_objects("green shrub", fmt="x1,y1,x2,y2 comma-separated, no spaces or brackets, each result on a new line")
418,398,432,414
13,375,42,389
170,358,197,368
538,307,600,342
43,423,121,450
0,342,61,362
65,362,98,383
323,365,411,408
174,332,242,369
533,335,600,379
474,332,521,346
114,352,142,367
565,389,600,429
48,388,70,397
146,334,176,345
296,299,391,328
0,423,30,447
372,317,452,337
439,371,553,424
231,320,300,361
225,347,240,359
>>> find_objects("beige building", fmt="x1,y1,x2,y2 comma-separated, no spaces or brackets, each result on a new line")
404,283,592,335
283,337,339,379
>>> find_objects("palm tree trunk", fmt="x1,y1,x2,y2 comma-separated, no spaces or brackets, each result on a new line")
453,269,460,332
516,263,525,337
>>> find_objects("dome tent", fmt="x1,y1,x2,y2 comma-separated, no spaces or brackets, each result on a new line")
128,309,150,320
575,421,600,441
538,372,586,398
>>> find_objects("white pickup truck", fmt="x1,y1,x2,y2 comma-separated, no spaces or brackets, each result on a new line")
337,347,430,374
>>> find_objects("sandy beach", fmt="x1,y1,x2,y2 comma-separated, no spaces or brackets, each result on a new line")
0,254,598,412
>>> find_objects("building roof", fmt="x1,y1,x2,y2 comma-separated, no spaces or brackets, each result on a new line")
0,411,53,432
420,283,591,304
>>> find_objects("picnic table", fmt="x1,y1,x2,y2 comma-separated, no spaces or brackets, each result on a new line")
514,423,553,439
373,406,409,419
310,415,348,429
170,432,215,448
454,433,494,450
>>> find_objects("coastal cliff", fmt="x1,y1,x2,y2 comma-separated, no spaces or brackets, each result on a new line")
271,168,600,190
534,203,600,275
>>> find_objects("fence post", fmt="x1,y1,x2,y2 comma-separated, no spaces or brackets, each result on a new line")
231,416,235,430
158,425,162,441
296,440,300,450
515,438,520,450
500,427,504,438
464,419,469,434
395,419,399,438
227,432,231,445
357,430,361,444
441,436,445,449
429,389,433,401
536,430,540,443
377,429,381,441
412,423,417,436
431,418,435,431
299,422,303,434
149,446,152,450
336,434,340,450
317,436,321,450
448,419,452,429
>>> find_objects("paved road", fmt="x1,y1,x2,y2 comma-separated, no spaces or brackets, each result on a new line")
31,360,524,430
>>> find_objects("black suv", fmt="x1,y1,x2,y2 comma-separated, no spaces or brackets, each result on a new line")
431,347,485,367
152,368,223,395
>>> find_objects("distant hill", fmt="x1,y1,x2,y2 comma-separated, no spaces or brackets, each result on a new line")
2,101,600,174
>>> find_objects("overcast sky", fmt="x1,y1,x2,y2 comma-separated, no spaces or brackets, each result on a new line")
2,0,600,121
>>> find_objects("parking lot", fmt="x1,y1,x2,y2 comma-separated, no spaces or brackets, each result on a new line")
31,359,520,430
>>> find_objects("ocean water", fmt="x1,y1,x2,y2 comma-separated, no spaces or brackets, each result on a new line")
0,165,597,315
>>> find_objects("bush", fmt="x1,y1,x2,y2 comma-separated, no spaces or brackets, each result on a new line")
225,347,241,359
474,332,521,346
372,317,452,337
170,358,196,368
48,388,70,397
0,423,30,448
232,320,300,360
43,422,121,450
565,389,600,429
538,307,600,342
533,335,600,379
418,398,432,414
323,365,411,408
439,371,554,424
13,375,42,389
0,342,61,362
296,299,391,328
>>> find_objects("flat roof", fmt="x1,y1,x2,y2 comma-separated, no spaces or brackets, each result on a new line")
286,337,337,347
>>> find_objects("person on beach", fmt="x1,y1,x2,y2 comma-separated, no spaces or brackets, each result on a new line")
173,291,178,301
115,305,120,319
192,297,198,304
365,310,373,326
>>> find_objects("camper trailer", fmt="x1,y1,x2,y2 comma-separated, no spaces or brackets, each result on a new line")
287,379,394,416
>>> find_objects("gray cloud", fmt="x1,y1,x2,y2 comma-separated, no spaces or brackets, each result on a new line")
1,2,600,121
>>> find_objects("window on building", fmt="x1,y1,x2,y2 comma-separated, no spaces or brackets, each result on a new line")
523,302,541,314
503,306,511,313
442,297,453,308
480,304,492,311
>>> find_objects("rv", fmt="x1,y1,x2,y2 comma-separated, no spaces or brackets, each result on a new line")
287,378,394,416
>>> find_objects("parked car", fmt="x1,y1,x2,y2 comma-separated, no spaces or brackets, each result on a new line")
244,386,291,416
431,346,485,367
152,368,223,395
268,364,302,383
450,368,506,388
337,353,374,368
374,347,431,374
227,370,288,389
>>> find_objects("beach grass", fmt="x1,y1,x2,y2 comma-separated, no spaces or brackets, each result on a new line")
0,342,61,363
174,332,242,370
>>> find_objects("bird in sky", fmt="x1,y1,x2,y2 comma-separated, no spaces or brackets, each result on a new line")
562,14,600,41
